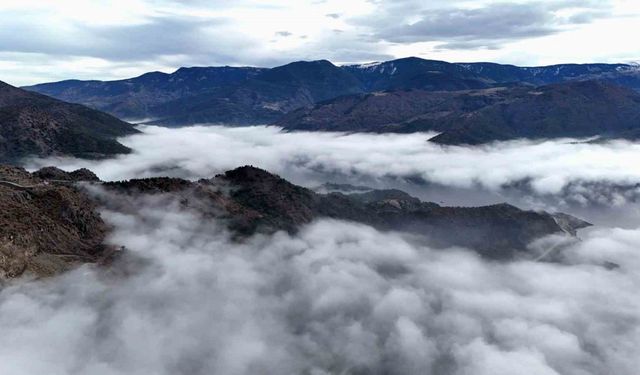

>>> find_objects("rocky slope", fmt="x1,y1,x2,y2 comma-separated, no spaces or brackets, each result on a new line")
0,81,139,162
105,166,590,259
0,164,590,279
278,80,640,144
0,165,110,280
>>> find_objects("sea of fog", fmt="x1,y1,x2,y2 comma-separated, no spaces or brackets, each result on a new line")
25,125,640,226
2,125,639,375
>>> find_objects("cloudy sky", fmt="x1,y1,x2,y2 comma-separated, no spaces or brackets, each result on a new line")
1,0,640,85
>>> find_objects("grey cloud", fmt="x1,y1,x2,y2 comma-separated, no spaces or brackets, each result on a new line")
326,13,341,19
0,4,392,83
395,4,554,44
358,1,613,49
0,13,255,64
567,9,612,24
256,30,393,67
100,17,238,59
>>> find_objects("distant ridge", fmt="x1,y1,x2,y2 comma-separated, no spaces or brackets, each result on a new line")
0,80,138,162
277,79,640,144
24,57,640,126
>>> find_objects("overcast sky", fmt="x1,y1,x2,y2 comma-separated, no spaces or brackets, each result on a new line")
1,0,639,86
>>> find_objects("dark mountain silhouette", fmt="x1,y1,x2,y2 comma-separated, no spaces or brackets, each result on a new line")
0,81,138,162
429,80,640,145
277,80,640,144
26,61,364,125
343,57,492,91
276,88,508,132
0,164,590,279
25,66,266,120
149,60,365,125
105,166,590,259
24,57,640,127
459,62,640,89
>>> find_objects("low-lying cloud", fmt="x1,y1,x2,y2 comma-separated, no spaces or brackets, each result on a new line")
7,125,640,374
0,190,638,374
25,125,640,200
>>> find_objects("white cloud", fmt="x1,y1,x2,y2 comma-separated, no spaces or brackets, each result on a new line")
0,188,638,374
24,125,640,199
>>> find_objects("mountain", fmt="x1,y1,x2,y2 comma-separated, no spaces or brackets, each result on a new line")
0,164,590,279
149,60,365,125
104,166,589,259
24,57,640,127
0,165,112,279
24,66,266,120
0,81,138,162
343,57,492,91
17,56,640,144
276,88,508,132
345,58,640,91
25,61,364,125
429,80,640,145
277,80,640,144
459,62,640,89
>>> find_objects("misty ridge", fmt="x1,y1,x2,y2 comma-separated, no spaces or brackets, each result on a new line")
2,1,640,374
1,123,639,375
25,125,640,212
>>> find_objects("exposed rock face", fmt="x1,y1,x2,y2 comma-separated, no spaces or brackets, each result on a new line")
0,165,109,280
0,81,139,162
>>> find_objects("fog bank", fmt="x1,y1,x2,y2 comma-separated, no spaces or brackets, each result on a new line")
24,125,640,196
7,125,640,374
0,191,639,375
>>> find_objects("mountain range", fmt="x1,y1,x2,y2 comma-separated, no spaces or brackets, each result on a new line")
278,79,640,144
0,81,138,162
24,57,640,137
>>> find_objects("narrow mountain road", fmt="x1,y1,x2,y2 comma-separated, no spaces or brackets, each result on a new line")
0,179,77,191
0,180,39,190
